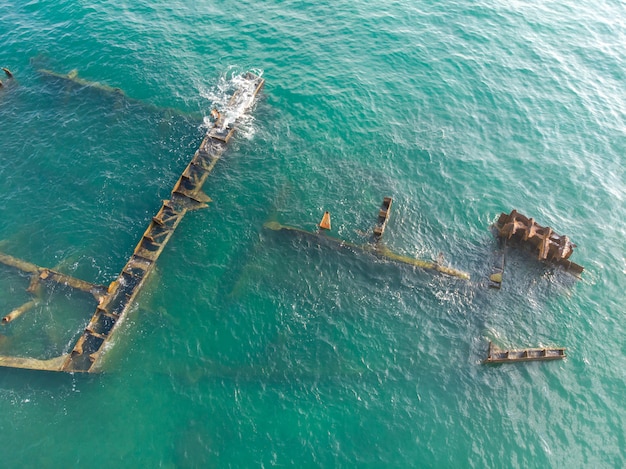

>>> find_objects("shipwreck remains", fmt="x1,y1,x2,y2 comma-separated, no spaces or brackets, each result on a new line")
39,68,124,96
484,341,566,364
0,72,264,373
493,210,583,277
319,211,331,231
0,251,107,301
265,197,470,280
373,197,392,240
38,68,202,119
488,237,506,289
0,67,14,88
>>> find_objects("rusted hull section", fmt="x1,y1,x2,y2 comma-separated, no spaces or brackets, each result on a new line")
38,68,203,120
61,201,189,372
0,354,70,372
484,341,566,364
39,68,126,96
494,210,583,276
0,72,264,373
263,221,470,280
63,73,264,373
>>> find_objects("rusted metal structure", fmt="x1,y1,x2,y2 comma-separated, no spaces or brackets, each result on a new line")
0,72,264,372
373,196,392,240
319,211,331,231
0,251,107,301
488,237,506,289
264,197,470,280
484,341,566,364
38,68,202,119
39,68,124,95
493,210,584,277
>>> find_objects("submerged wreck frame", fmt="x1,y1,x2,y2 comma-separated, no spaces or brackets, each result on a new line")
493,210,584,275
264,197,471,280
0,71,581,373
484,341,566,364
0,72,265,373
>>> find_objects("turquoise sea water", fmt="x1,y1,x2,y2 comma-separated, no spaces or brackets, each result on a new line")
0,0,625,467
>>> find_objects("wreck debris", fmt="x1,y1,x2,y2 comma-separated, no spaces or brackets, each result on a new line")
488,237,506,289
39,68,125,96
38,68,202,120
373,197,392,240
0,67,14,89
2,300,39,325
493,210,583,276
484,341,566,364
319,211,331,231
62,72,264,373
265,197,470,280
0,251,107,301
0,72,264,373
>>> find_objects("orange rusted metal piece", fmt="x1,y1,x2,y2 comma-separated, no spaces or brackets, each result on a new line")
494,210,583,276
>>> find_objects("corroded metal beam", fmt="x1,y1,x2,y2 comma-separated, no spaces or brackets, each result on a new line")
263,221,470,280
2,299,39,325
0,251,107,301
38,68,203,120
0,354,69,372
39,68,125,96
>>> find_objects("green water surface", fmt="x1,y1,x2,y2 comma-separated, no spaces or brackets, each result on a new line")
0,0,624,467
